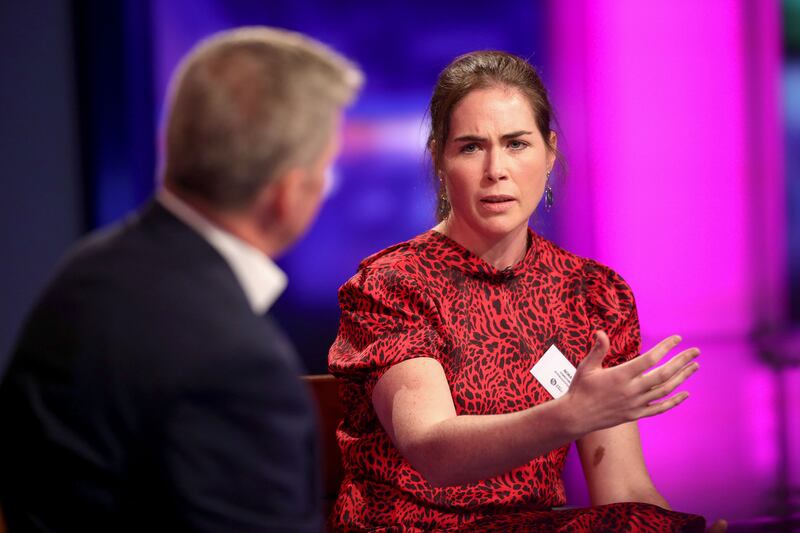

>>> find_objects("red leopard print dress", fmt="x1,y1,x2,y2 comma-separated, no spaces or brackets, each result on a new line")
328,229,705,532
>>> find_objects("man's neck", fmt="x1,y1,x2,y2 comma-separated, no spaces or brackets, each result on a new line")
161,184,280,258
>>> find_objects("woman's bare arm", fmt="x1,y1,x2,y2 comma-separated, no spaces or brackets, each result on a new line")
577,422,669,507
372,332,699,487
372,356,579,487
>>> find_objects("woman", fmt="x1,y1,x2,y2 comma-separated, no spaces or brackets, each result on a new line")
329,51,714,532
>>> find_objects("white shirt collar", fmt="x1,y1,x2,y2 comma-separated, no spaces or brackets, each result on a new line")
156,188,287,315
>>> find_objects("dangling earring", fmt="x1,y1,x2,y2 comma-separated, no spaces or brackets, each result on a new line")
544,171,554,210
438,174,450,220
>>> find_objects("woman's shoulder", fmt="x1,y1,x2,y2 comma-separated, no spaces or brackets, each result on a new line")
352,231,440,280
534,233,634,298
358,239,417,270
336,232,441,309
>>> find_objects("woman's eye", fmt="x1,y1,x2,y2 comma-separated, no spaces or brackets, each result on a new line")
461,143,479,153
509,140,527,150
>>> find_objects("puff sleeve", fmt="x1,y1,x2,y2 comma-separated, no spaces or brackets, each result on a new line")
581,259,642,368
329,264,445,397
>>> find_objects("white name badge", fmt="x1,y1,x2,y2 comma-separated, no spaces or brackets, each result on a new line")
530,345,576,399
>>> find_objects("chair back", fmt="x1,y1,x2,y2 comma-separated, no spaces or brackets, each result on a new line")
303,374,345,513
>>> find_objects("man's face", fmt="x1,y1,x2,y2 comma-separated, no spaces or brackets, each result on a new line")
283,113,343,248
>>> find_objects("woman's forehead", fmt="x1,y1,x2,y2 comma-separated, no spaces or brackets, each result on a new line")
448,87,538,138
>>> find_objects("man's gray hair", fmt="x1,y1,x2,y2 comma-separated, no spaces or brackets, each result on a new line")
162,27,363,209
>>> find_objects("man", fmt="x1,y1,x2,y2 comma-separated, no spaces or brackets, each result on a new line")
0,27,362,532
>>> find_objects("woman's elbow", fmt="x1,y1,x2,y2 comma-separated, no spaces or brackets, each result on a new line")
401,438,457,488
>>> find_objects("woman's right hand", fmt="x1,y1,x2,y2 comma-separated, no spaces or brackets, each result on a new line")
564,331,700,436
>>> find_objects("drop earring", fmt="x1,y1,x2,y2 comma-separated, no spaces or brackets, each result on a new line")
438,174,450,219
544,171,554,210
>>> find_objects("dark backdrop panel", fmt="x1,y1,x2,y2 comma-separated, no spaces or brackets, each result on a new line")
73,0,156,228
785,0,800,321
0,1,85,369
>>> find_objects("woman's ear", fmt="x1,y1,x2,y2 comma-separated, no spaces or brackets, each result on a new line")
429,139,443,175
547,131,558,170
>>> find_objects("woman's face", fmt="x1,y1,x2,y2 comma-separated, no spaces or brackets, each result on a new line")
441,86,555,246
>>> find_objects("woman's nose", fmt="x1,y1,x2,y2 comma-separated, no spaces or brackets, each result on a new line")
485,149,509,181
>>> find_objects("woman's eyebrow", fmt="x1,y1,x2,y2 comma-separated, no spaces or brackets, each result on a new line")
501,130,533,140
452,130,533,143
452,134,487,143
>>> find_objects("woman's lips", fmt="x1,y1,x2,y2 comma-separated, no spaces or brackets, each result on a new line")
479,195,516,212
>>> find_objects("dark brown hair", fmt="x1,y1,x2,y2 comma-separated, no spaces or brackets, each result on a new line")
427,50,556,221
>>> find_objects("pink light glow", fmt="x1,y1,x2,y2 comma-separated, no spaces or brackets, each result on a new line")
562,0,752,338
549,0,786,522
341,118,426,156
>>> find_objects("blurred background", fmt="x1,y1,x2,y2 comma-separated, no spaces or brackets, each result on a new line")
1,0,798,527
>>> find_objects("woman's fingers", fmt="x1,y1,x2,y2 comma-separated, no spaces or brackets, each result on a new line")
572,331,700,430
637,347,700,392
635,390,690,419
639,361,699,404
623,335,683,376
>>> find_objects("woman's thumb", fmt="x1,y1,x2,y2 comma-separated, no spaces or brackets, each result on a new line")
581,330,610,370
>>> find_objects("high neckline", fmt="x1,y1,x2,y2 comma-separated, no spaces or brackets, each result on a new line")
423,228,540,281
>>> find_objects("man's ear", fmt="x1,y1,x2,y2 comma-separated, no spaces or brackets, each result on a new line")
253,166,307,229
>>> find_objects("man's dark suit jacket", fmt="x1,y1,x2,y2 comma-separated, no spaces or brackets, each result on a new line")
0,201,321,532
